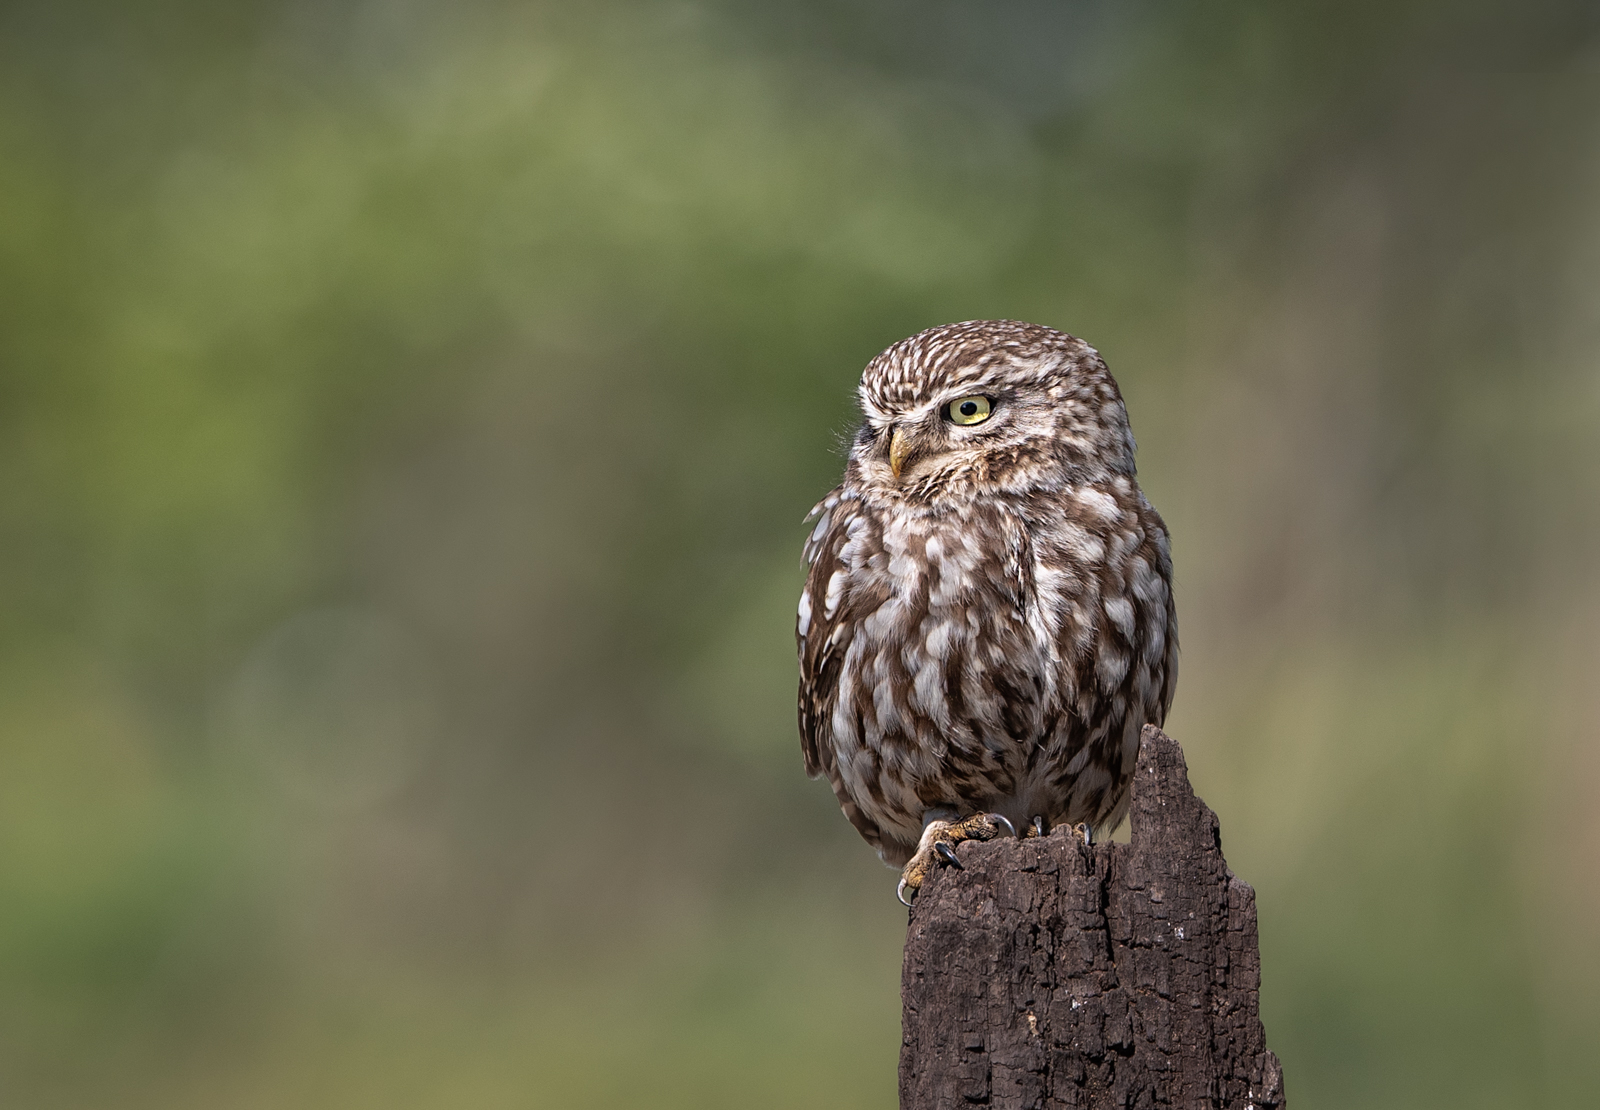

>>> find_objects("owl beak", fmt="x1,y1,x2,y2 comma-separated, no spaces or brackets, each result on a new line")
889,427,913,479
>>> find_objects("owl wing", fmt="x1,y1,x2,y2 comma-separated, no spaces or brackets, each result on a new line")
795,491,897,856
1143,499,1180,725
796,490,850,780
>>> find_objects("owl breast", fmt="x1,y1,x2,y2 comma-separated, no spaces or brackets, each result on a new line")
797,479,1176,867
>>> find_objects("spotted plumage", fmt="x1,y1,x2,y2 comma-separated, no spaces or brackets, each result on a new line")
796,321,1177,894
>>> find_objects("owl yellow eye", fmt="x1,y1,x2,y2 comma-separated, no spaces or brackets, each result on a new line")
943,395,993,426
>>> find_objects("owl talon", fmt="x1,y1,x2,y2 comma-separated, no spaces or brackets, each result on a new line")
1027,816,1048,838
895,811,1017,904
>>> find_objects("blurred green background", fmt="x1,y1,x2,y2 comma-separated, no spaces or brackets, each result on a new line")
3,0,1599,1106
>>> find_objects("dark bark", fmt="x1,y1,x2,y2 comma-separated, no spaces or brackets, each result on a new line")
900,726,1286,1110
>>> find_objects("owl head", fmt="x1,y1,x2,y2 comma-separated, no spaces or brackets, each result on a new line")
847,320,1138,501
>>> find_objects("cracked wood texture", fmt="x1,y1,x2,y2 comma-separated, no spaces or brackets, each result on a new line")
900,726,1286,1110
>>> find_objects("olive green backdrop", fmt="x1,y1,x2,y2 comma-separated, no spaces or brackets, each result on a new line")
3,1,1598,1106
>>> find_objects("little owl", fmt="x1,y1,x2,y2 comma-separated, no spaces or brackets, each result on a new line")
796,321,1177,904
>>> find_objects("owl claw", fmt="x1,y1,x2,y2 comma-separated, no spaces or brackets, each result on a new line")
1027,816,1048,838
896,811,1018,905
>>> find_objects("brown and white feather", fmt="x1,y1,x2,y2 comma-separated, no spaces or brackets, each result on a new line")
797,321,1177,867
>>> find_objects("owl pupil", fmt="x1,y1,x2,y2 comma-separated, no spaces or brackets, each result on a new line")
960,402,977,416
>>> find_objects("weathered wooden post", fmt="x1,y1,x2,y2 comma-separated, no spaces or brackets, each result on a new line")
900,726,1286,1109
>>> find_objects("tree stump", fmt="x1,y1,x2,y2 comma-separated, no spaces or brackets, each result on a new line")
900,726,1286,1110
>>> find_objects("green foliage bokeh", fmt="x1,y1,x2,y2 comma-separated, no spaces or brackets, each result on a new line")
2,1,1598,1106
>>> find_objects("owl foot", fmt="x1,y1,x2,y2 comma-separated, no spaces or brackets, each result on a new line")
1023,817,1093,844
896,812,1017,906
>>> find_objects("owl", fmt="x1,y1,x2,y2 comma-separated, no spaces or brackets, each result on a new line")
796,321,1177,904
